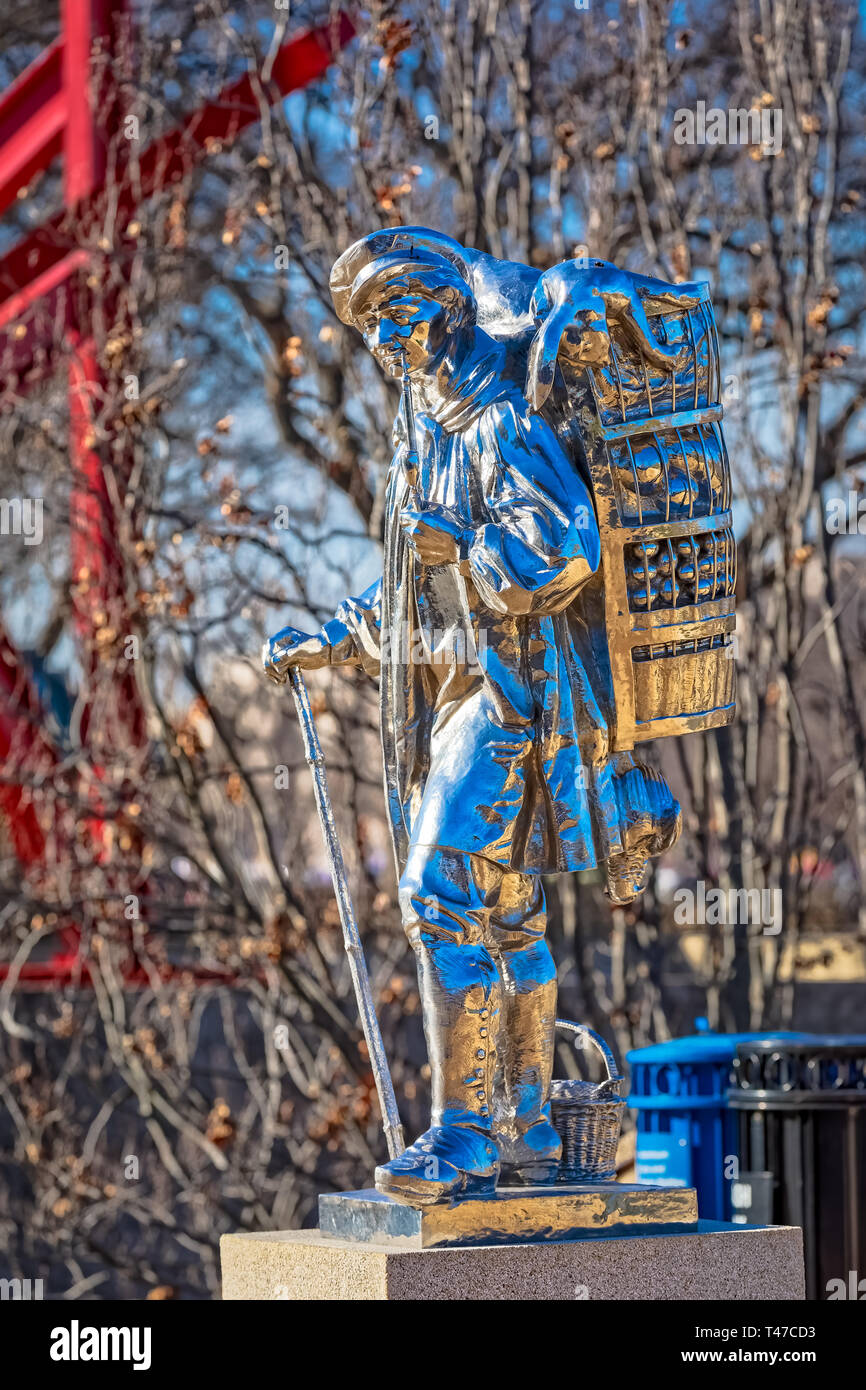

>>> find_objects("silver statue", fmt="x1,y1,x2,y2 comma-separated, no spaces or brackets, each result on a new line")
264,229,734,1206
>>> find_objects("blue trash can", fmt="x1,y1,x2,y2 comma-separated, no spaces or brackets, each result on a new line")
626,1021,808,1220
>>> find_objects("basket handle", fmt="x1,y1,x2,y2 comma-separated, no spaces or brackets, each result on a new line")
555,1019,623,1092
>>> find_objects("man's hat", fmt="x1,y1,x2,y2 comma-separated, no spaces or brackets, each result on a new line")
330,227,473,327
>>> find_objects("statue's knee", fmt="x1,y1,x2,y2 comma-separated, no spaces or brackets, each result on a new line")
502,935,557,989
399,869,461,945
399,843,476,944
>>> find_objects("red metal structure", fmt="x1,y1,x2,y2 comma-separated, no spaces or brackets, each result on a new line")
0,1,355,982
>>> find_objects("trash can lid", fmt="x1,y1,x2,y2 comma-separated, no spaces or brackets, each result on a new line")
734,1034,866,1054
729,1035,866,1105
627,1022,810,1066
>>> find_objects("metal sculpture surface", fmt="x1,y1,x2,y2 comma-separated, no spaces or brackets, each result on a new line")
263,229,735,1206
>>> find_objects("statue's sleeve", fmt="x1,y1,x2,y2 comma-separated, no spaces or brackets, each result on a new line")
464,403,600,616
319,577,382,676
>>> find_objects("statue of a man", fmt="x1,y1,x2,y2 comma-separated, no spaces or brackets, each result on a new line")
263,230,681,1205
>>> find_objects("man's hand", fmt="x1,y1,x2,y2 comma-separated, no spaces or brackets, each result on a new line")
400,503,470,566
262,625,328,684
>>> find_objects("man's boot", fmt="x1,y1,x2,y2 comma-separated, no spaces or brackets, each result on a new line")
494,939,562,1185
374,932,501,1205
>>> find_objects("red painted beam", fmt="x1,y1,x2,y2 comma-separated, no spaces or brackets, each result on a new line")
0,11,356,380
0,958,240,987
0,37,65,218
0,9,357,987
0,626,58,866
0,244,86,338
62,0,113,202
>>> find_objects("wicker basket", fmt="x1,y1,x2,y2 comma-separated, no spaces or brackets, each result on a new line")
550,1020,625,1183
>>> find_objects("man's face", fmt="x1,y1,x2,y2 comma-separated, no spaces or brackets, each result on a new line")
359,292,452,376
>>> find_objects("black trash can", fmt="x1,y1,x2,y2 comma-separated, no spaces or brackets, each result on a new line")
729,1036,866,1300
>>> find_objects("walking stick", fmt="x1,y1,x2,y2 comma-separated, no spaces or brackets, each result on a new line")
288,667,406,1161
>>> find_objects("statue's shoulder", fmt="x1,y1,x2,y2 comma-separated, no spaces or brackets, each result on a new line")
478,378,559,443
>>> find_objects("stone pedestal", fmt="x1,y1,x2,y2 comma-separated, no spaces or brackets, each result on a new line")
221,1220,805,1301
